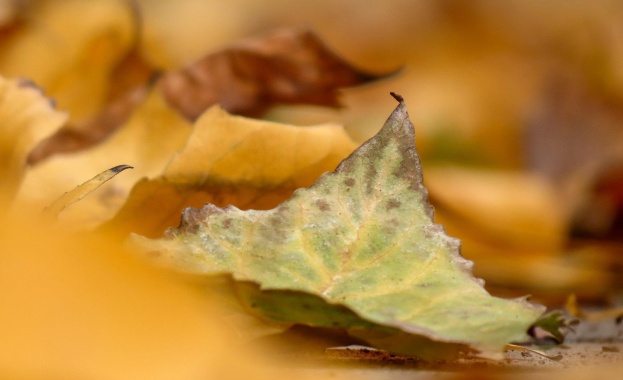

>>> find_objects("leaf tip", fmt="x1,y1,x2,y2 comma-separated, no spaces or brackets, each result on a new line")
390,92,404,103
110,164,134,173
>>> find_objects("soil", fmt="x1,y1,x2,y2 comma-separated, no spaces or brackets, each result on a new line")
269,317,623,379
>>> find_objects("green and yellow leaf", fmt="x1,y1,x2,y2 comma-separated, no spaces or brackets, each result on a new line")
134,94,544,358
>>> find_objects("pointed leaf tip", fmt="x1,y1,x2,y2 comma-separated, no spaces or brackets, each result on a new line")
44,165,134,218
390,92,404,102
110,164,134,173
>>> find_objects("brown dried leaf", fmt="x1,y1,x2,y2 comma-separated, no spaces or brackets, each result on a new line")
28,27,388,164
0,0,27,31
27,86,151,164
158,28,385,120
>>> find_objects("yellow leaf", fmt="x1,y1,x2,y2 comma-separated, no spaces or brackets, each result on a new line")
424,166,611,295
425,166,568,251
0,75,66,208
107,105,357,237
136,0,247,69
0,0,135,122
43,164,133,219
0,214,265,379
17,89,191,226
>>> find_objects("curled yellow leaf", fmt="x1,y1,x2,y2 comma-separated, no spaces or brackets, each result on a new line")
43,164,133,219
0,0,136,122
0,76,66,208
107,105,357,237
17,89,191,227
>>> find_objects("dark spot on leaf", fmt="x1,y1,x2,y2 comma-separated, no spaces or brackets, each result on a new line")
388,218,400,228
365,165,378,194
386,198,401,210
270,216,282,226
344,178,355,187
223,218,232,228
383,226,396,236
315,199,330,211
177,204,223,233
393,151,422,193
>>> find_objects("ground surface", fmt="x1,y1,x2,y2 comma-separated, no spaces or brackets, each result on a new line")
270,316,623,379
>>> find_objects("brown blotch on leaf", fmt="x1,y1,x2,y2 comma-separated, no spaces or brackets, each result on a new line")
315,199,331,212
270,216,284,227
386,199,401,210
177,204,223,234
222,218,233,229
365,165,379,195
344,178,355,187
388,218,400,228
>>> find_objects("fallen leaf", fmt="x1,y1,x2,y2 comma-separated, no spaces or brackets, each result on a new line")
420,166,607,295
105,104,357,237
106,41,156,104
27,86,152,164
0,0,137,122
529,311,578,344
16,89,191,227
134,93,544,358
133,0,250,70
425,166,567,252
0,213,265,380
0,75,66,208
525,75,623,238
158,28,385,120
43,164,133,219
25,11,158,164
0,0,26,31
566,294,623,321
28,27,387,163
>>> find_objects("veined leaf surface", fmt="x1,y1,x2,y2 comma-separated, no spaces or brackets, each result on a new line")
136,93,544,356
